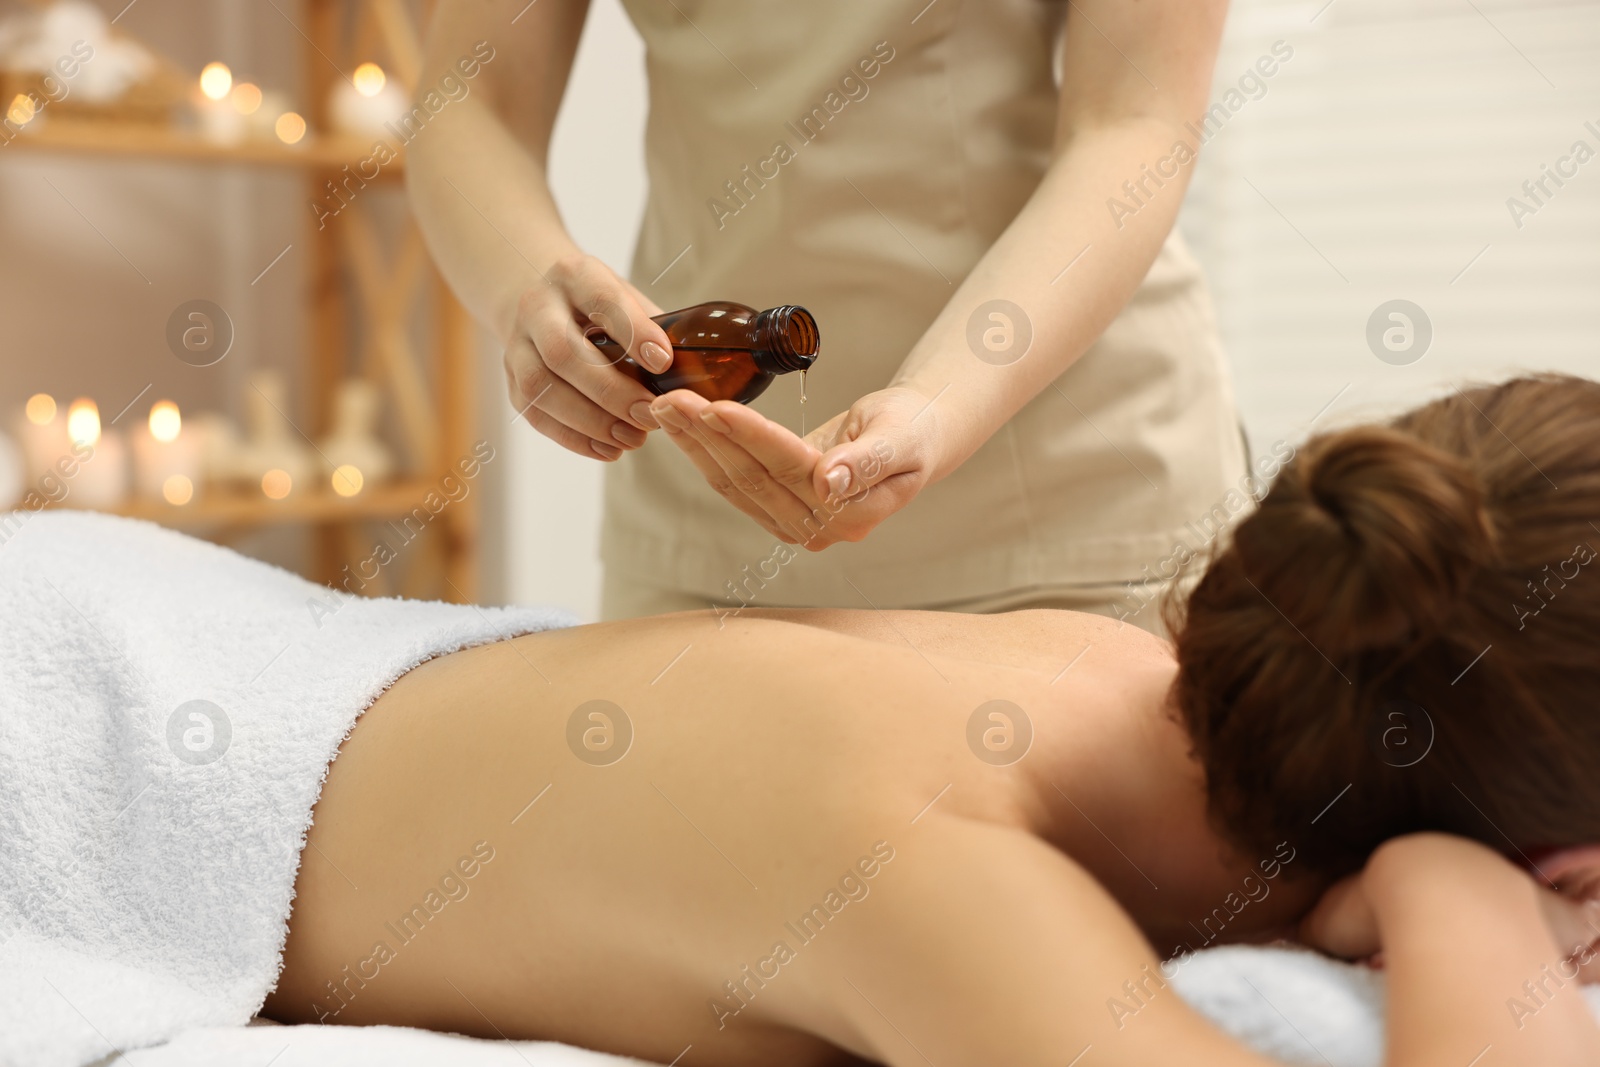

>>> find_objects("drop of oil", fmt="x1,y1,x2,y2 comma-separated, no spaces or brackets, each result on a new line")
800,369,807,405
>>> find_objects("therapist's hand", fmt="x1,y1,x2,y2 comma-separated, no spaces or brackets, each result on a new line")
649,386,942,549
504,254,674,461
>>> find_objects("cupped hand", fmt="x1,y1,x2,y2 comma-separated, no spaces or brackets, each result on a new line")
648,386,943,549
504,253,673,461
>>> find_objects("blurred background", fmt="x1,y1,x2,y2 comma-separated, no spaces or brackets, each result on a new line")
1,0,1596,620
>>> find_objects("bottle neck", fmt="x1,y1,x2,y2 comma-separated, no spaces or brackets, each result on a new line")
751,306,820,375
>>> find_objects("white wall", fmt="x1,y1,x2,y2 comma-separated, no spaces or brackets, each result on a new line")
503,0,645,619
504,0,1600,617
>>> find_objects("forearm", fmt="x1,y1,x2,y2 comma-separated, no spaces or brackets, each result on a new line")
406,0,592,344
1369,836,1600,1067
407,102,579,344
890,116,1200,481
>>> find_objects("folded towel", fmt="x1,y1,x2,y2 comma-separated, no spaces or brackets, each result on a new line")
0,512,574,1067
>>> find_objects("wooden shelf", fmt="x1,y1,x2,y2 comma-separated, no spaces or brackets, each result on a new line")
6,118,404,172
94,478,446,529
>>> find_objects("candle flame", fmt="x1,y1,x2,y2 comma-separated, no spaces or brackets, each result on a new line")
149,400,181,443
230,81,263,115
274,111,307,145
262,469,292,500
25,393,56,425
353,63,387,98
7,93,36,127
66,398,100,446
331,464,364,497
199,62,233,102
162,474,194,506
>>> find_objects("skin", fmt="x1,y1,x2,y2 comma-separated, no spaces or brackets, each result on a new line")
262,607,1600,1066
407,0,1232,541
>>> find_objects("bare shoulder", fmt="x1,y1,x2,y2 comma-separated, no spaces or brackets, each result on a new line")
728,606,1171,676
813,816,1268,1067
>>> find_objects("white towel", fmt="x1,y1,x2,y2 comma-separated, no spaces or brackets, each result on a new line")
91,946,1600,1067
0,511,574,1067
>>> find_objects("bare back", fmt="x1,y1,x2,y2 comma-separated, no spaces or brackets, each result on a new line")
264,608,1309,1065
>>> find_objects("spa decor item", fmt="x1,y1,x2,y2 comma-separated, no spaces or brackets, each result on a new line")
317,378,395,497
15,392,68,486
225,372,316,501
328,61,408,139
0,427,23,509
583,300,820,404
131,400,202,506
0,0,183,127
62,398,128,510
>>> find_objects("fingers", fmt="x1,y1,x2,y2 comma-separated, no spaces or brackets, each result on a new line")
504,332,646,457
651,394,798,540
548,253,674,373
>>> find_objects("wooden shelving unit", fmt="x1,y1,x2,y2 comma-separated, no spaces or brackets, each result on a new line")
6,0,481,602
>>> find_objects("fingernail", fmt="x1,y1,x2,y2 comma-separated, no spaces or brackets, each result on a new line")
652,402,687,429
826,466,851,495
612,423,647,448
592,440,623,460
700,409,731,433
640,341,670,373
629,401,660,429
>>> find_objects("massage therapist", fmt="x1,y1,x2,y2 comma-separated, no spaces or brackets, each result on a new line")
409,0,1249,632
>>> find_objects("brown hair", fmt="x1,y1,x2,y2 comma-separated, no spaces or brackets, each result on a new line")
1167,374,1600,879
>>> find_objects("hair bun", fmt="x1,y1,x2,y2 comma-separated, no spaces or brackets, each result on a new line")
1234,426,1497,654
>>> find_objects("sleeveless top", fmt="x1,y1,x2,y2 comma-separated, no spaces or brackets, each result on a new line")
601,0,1247,608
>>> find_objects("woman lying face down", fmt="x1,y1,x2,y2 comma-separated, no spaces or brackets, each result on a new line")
264,374,1600,1067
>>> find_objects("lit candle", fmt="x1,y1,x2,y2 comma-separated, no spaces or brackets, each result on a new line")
132,400,202,504
63,399,129,511
329,62,409,139
15,392,70,485
274,110,307,146
196,61,245,145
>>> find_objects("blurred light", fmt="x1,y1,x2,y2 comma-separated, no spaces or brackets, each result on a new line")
352,63,386,98
261,469,292,500
25,393,56,425
331,464,364,497
7,93,36,127
274,111,307,145
66,398,100,446
162,474,194,506
199,62,233,102
148,400,181,443
230,81,262,115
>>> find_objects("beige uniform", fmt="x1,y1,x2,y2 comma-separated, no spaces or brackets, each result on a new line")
600,0,1247,631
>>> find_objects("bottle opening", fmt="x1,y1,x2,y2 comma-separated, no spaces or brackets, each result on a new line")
755,306,820,373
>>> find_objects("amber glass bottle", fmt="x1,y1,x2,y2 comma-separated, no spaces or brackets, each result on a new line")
583,301,819,404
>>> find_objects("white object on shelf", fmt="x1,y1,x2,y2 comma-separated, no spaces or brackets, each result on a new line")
0,429,23,509
70,428,128,510
132,400,202,503
0,0,154,105
226,371,315,498
317,379,394,495
328,62,409,140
